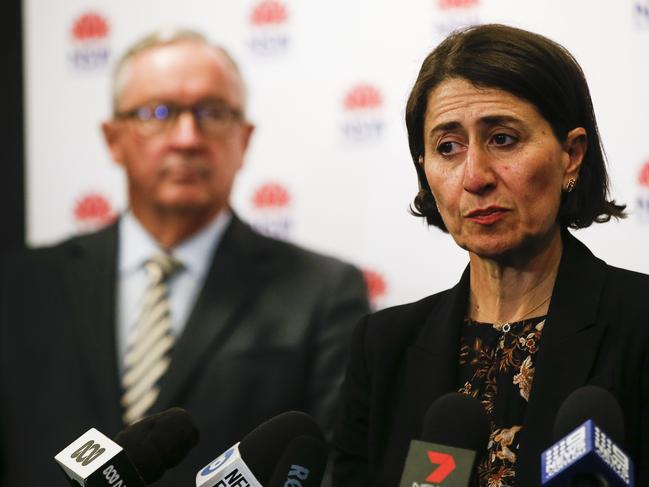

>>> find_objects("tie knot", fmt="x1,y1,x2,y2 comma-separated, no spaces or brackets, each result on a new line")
145,253,182,284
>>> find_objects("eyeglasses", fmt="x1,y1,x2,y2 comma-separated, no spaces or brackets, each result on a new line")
115,101,244,137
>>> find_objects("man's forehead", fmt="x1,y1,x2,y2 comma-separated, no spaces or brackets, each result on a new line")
120,41,244,107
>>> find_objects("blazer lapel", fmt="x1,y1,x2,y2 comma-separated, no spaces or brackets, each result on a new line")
155,216,271,409
64,224,123,432
516,232,608,485
388,267,470,453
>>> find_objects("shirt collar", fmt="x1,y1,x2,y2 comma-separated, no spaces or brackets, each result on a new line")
118,209,232,279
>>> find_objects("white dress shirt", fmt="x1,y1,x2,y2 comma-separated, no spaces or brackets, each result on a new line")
116,210,231,373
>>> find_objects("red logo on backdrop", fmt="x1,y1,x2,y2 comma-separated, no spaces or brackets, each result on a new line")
251,0,288,25
71,13,109,40
638,162,649,187
247,0,290,55
438,0,479,9
74,193,117,230
69,12,111,70
426,451,456,483
250,182,293,239
363,269,387,309
253,182,291,208
344,84,383,111
636,161,649,223
340,84,385,142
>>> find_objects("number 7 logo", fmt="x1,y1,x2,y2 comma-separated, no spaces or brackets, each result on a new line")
426,451,456,483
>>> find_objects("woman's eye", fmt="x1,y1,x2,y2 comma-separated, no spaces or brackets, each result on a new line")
491,133,516,146
437,141,463,156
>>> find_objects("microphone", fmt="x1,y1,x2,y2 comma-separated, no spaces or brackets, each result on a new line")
267,435,327,487
196,411,324,487
54,407,199,486
268,436,327,487
398,392,490,487
541,386,634,486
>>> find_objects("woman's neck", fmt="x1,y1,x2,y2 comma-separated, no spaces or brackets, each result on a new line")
467,228,563,325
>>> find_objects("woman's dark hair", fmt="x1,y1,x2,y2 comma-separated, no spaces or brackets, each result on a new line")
406,23,626,231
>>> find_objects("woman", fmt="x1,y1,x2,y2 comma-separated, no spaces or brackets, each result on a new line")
333,24,649,486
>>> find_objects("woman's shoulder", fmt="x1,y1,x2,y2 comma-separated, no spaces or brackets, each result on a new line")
357,287,456,352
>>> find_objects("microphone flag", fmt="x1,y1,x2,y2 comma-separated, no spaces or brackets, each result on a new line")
399,440,476,487
54,427,145,487
541,419,633,486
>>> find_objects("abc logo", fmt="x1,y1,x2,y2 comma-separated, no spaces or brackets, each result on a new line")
70,440,106,466
201,447,236,476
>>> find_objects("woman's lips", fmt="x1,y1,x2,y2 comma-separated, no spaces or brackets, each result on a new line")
465,206,510,225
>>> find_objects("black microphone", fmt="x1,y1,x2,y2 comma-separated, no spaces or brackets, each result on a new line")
267,435,327,487
541,386,634,486
114,407,200,483
196,411,325,487
398,392,490,487
54,407,199,486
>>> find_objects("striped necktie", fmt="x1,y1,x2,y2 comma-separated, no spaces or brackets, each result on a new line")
121,253,181,424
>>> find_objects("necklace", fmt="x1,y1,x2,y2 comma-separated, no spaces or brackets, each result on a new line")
494,294,551,333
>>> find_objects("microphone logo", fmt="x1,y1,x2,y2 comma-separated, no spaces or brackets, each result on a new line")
426,451,456,483
200,447,236,476
70,440,106,466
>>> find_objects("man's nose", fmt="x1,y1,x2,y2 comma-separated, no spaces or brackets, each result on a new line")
169,111,202,147
463,145,497,194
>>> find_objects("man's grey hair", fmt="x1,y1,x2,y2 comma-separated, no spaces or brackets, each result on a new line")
111,27,246,115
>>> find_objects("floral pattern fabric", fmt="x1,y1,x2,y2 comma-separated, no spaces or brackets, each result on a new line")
458,315,546,487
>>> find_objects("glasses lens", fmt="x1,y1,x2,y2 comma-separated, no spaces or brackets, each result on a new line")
195,104,240,136
131,104,173,135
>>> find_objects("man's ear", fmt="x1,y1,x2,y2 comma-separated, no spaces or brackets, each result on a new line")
101,120,125,167
241,122,255,153
563,127,587,183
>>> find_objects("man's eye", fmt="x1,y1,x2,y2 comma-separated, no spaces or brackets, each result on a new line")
491,133,516,146
198,106,229,120
437,141,463,156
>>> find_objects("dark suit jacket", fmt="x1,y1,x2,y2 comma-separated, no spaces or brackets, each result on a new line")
333,231,649,486
0,215,369,487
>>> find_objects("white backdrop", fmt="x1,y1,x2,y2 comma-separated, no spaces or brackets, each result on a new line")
24,0,649,309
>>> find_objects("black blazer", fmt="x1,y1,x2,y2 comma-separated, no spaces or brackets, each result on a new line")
0,215,370,487
333,232,649,486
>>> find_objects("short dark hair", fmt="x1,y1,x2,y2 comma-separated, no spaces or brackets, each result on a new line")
405,23,626,231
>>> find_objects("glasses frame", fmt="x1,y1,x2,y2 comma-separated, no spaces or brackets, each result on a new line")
114,101,245,137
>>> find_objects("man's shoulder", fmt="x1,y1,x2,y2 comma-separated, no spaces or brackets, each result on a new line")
233,219,362,277
2,225,116,273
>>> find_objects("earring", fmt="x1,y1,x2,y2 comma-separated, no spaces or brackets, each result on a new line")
565,178,576,193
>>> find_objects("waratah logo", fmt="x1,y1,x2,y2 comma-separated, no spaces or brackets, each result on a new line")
73,193,116,231
340,84,385,142
343,84,383,111
69,12,111,70
250,182,292,239
71,13,109,40
637,161,649,222
253,182,291,209
438,0,479,9
248,0,290,56
250,0,288,25
363,268,387,310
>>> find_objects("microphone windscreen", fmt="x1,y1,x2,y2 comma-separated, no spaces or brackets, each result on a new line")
267,435,328,487
552,386,624,445
114,407,199,483
238,411,325,484
422,392,490,452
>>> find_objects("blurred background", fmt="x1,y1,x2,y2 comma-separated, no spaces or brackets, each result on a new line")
3,0,649,309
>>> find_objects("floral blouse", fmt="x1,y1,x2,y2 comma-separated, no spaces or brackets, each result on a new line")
458,315,546,487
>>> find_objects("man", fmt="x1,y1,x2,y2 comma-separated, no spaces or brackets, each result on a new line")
0,29,369,486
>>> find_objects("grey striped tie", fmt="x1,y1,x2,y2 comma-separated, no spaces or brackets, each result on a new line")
121,253,181,424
